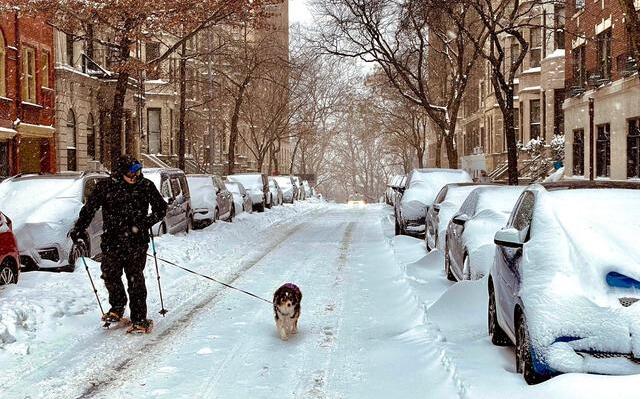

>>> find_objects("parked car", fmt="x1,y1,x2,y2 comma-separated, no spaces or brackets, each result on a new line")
394,168,472,237
268,178,284,206
187,174,234,228
225,181,253,215
444,185,524,281
0,211,20,285
292,176,305,200
227,173,270,212
144,168,193,235
0,172,109,271
302,180,313,199
385,174,405,206
425,183,495,251
271,176,296,204
488,181,640,384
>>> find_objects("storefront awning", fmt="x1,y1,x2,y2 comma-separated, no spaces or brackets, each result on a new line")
16,123,55,138
0,126,17,140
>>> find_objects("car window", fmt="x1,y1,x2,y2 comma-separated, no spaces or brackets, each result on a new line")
510,191,536,233
160,178,171,198
170,178,181,198
434,186,449,205
458,191,478,216
178,176,190,197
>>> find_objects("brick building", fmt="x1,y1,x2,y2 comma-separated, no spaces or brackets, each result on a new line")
1,13,56,178
563,0,640,180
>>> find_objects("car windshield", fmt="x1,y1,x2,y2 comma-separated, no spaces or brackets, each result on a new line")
228,174,262,189
187,176,214,191
476,186,525,214
273,176,292,188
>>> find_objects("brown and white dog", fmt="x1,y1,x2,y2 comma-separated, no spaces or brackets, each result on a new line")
273,283,302,340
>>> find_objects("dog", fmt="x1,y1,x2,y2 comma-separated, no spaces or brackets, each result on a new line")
273,283,302,340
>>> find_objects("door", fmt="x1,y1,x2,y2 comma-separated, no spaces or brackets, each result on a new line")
496,191,535,329
147,109,161,154
168,177,183,232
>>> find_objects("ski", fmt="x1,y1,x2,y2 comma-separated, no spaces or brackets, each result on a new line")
126,320,154,334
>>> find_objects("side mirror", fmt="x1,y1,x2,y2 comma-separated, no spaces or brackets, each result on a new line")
432,203,441,212
452,214,469,225
494,228,524,248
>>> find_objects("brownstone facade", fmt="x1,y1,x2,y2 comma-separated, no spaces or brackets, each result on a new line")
1,13,56,178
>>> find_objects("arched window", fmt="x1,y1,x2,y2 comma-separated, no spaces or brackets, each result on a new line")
0,31,6,97
67,109,77,171
86,114,96,160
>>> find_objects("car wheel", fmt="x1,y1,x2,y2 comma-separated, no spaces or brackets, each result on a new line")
228,205,235,222
186,216,193,233
394,217,401,235
488,284,510,346
0,261,17,285
160,223,167,236
68,240,88,272
256,202,265,213
214,207,220,223
266,195,273,209
516,311,548,385
444,242,456,281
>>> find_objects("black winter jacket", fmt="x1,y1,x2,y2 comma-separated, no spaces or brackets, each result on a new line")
73,174,168,251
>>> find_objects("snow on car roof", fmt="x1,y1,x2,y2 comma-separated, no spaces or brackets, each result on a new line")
402,169,472,209
471,185,525,215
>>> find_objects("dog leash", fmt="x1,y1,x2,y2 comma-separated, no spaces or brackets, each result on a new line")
145,253,273,305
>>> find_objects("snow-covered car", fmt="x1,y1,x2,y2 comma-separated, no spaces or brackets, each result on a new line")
0,172,109,271
0,210,20,284
225,181,253,215
271,176,295,204
292,176,305,200
227,173,270,212
144,168,193,235
302,180,313,198
385,174,405,206
444,185,524,281
488,180,640,384
394,168,472,237
187,174,234,228
425,182,495,251
268,178,284,207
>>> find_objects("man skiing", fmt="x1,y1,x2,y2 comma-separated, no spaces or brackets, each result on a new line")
69,155,168,333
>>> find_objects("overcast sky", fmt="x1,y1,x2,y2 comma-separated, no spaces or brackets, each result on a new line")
289,0,313,25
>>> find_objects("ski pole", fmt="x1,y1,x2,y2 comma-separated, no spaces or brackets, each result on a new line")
150,228,168,316
80,254,105,317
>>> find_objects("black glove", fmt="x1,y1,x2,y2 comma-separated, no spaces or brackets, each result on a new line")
68,226,84,243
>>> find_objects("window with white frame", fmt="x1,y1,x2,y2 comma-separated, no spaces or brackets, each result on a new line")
22,46,37,102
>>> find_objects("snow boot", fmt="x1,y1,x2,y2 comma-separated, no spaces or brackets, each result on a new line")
127,319,154,334
101,307,125,327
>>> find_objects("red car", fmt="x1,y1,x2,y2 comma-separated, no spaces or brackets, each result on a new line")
0,211,19,285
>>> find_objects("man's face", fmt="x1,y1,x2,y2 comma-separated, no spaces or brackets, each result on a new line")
123,162,142,184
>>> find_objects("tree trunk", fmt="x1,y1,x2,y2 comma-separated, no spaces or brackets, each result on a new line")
444,126,458,169
108,39,132,167
227,82,248,175
415,145,424,168
289,137,301,174
503,90,519,185
435,134,443,168
178,42,187,171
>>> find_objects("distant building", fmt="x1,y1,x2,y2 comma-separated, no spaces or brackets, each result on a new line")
563,0,639,180
0,13,56,177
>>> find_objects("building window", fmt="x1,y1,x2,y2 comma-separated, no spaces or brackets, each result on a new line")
553,89,565,135
573,129,584,176
145,42,161,80
529,27,542,68
572,45,586,87
628,118,640,179
0,32,5,97
554,3,565,50
529,99,541,140
597,29,612,81
596,123,610,177
67,109,77,171
66,33,74,66
147,108,161,154
87,114,96,160
22,47,36,102
41,51,50,88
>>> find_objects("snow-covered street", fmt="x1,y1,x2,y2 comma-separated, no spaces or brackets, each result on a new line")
0,202,638,398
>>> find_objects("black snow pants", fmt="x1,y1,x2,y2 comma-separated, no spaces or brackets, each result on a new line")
100,244,149,323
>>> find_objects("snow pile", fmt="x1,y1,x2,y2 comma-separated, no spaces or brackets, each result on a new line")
522,186,640,373
401,169,472,220
460,186,525,278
